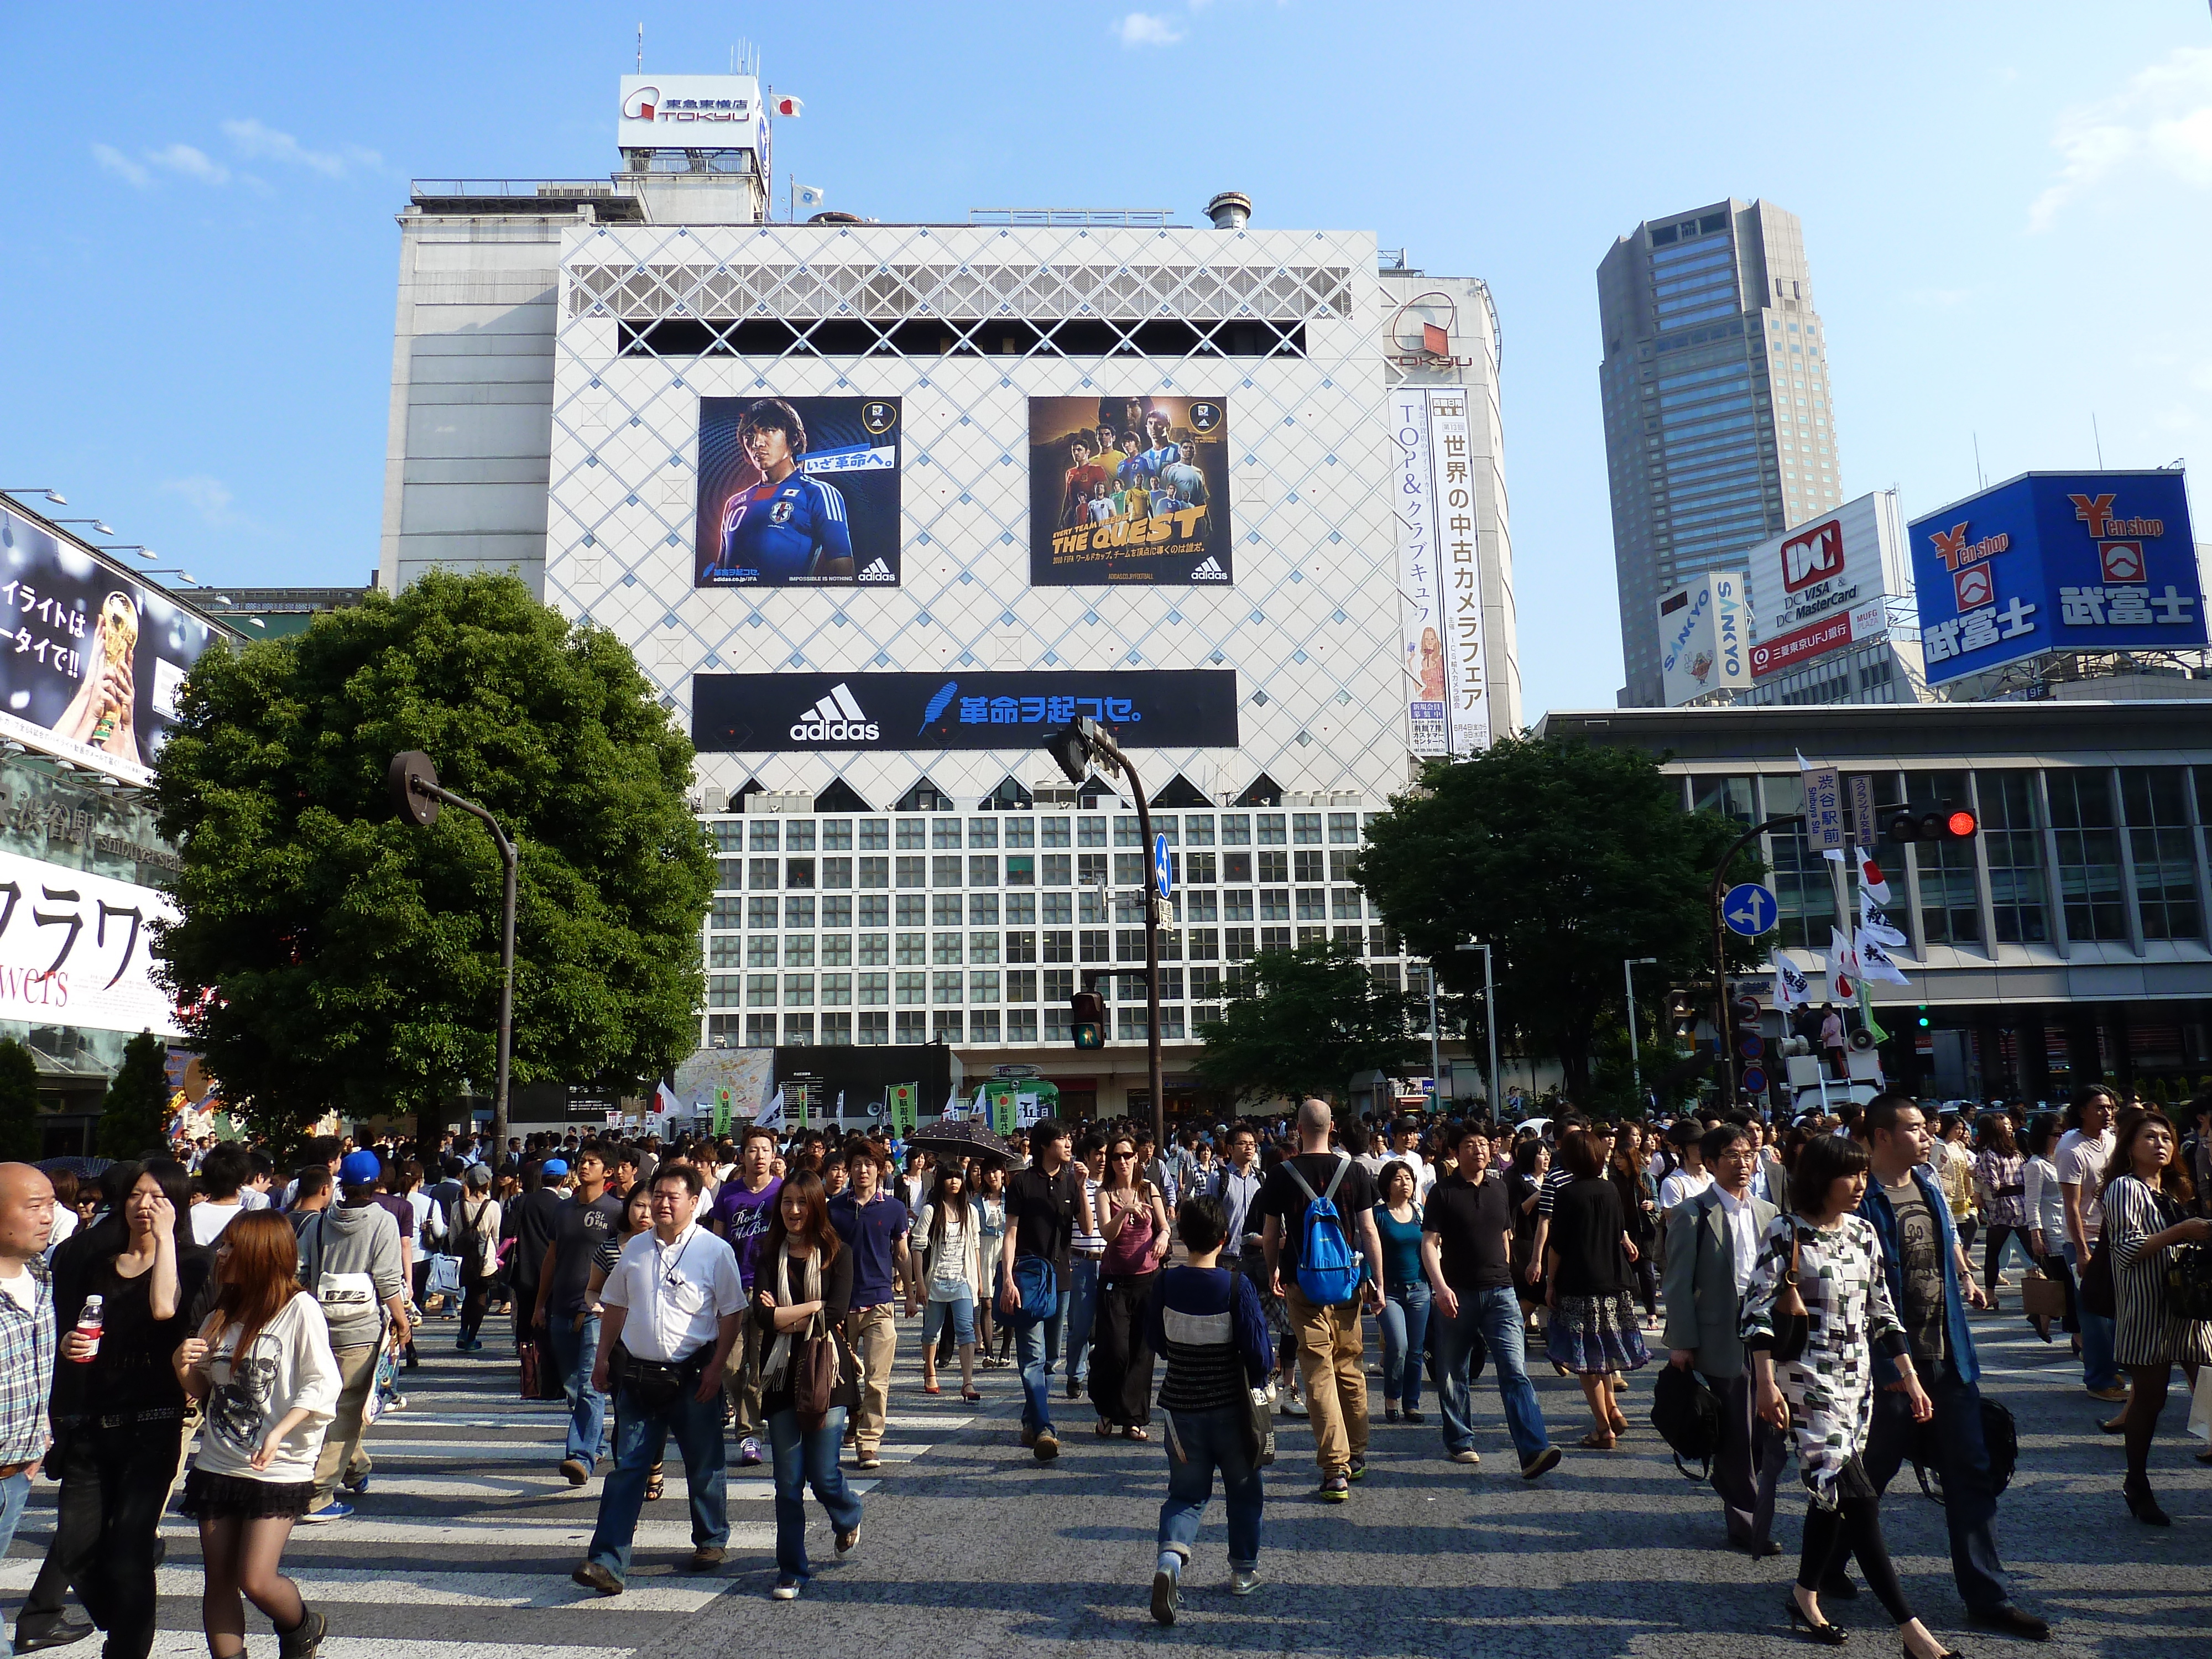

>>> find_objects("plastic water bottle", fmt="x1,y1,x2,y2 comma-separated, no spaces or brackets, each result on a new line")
70,1295,103,1363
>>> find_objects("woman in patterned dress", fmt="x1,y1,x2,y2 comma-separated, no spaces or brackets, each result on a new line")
1743,1134,1955,1658
1971,1113,2028,1308
2100,1107,2212,1525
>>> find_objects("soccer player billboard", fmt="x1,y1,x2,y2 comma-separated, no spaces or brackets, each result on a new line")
1029,395,1230,585
695,395,902,587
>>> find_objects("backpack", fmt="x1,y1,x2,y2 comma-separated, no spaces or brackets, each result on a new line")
1912,1397,2017,1505
1281,1152,1361,1306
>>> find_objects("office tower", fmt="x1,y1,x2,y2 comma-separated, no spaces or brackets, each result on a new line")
1598,199,1841,705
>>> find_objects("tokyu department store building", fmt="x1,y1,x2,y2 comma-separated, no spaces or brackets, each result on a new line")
380,81,1519,1117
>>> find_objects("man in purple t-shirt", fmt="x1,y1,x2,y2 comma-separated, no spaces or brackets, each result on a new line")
709,1125,781,1465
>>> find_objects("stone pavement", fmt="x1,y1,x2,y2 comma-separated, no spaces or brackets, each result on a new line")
643,1302,2210,1659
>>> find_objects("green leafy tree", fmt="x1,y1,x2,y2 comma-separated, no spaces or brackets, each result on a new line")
152,571,715,1147
1357,734,1762,1102
1194,940,1422,1108
97,1031,172,1159
0,1039,39,1162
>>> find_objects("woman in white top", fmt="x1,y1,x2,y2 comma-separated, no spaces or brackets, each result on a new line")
174,1209,342,1659
2020,1114,2070,1345
910,1168,985,1400
974,1164,1009,1368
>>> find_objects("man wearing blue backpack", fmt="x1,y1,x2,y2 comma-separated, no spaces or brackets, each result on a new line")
1259,1099,1386,1501
998,1118,1088,1463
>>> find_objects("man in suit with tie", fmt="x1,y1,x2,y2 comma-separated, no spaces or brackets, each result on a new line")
1662,1120,1786,1556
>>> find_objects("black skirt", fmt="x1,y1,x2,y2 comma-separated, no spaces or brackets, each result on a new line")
179,1466,317,1521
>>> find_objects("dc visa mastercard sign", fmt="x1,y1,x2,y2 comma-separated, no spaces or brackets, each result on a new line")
1908,470,2203,685
692,670,1239,753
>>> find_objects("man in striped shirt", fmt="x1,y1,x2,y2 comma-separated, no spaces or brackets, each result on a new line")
0,1165,58,1632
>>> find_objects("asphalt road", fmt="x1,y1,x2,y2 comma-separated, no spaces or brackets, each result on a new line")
3,1298,2205,1657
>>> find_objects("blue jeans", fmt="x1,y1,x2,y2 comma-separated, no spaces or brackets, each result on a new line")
1378,1281,1432,1411
1863,1369,2008,1613
1433,1285,1550,1463
766,1406,863,1580
0,1467,29,1656
547,1311,607,1468
1159,1405,1262,1569
1064,1256,1102,1390
2064,1243,2119,1390
1014,1287,1073,1436
922,1293,975,1347
586,1380,728,1582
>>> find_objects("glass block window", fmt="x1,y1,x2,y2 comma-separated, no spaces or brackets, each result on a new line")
747,897,778,928
932,971,964,1004
859,818,889,851
711,897,744,930
746,1014,776,1047
896,1012,926,1044
857,972,889,1005
1078,817,1107,848
858,895,890,928
1258,814,1287,844
969,931,1000,963
2047,770,2126,942
1042,893,1073,926
896,895,927,925
749,820,779,852
745,974,777,1006
822,896,853,931
785,821,816,852
969,855,999,887
749,858,779,890
1005,894,1036,926
710,937,742,969
1327,812,1358,844
1292,813,1322,844
932,932,963,964
971,969,1001,1003
969,894,1000,926
821,973,852,1005
708,974,742,1008
1004,817,1034,848
820,1013,852,1046
927,894,959,926
1977,771,2049,945
933,819,962,849
1042,816,1072,848
783,896,814,929
1114,852,1145,886
822,857,852,890
895,856,925,888
1185,816,1214,846
1259,889,1290,921
932,855,963,888
896,819,926,849
822,820,853,851
745,936,776,968
1220,814,1251,846
820,932,852,966
967,817,998,848
895,971,926,1004
1114,816,1142,847
783,974,813,1006
859,855,889,889
1007,1009,1039,1044
713,822,745,853
970,1010,1001,1043
1296,889,1326,920
783,936,814,967
858,931,889,965
1042,853,1072,887
2122,766,2200,941
857,1011,889,1045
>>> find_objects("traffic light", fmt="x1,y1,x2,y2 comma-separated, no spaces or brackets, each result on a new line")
1045,721,1091,787
1070,989,1105,1050
1887,802,1978,844
1917,1006,1931,1029
1665,988,1699,1042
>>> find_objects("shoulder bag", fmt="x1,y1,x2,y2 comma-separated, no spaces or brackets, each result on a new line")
1771,1222,1812,1365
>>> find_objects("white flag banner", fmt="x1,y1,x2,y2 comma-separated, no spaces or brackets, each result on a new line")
1829,927,1859,1000
1854,930,1913,986
1773,953,1814,1009
834,1090,846,1123
754,1086,785,1128
1858,902,1909,949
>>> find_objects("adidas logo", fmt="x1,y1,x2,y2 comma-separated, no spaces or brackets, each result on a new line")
856,557,895,583
1188,556,1229,582
789,682,880,743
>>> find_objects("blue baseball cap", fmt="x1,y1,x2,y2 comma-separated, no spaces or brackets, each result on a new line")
338,1150,382,1185
542,1158,570,1178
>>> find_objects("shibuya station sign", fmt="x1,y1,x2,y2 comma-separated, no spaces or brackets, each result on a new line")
1743,491,1910,679
692,670,1239,754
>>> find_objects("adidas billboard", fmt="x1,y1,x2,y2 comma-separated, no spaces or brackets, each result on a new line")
696,669,1239,754
787,682,880,743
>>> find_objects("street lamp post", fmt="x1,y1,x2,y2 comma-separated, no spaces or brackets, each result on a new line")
1426,962,1441,1107
1455,940,1500,1118
1045,718,1164,1149
389,752,519,1149
1623,956,1658,1112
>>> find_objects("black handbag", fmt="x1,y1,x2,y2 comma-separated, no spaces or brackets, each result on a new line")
1650,1361,1724,1483
2078,1237,2116,1321
2167,1241,2212,1322
1771,1225,1812,1364
1912,1396,2018,1505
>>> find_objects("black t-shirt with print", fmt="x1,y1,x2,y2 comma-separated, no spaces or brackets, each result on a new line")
1258,1153,1378,1279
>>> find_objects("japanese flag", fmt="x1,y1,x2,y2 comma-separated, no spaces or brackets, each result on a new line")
655,1081,680,1119
1773,953,1813,1009
1829,927,1859,1000
772,94,804,117
1858,854,1892,906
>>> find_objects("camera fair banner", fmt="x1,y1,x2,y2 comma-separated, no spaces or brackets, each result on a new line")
0,846,183,1036
1029,395,1230,586
0,500,226,786
1390,388,1488,755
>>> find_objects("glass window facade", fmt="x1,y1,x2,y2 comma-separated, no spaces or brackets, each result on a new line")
2122,768,2200,942
1906,770,1979,947
2046,770,2126,943
1976,772,2049,945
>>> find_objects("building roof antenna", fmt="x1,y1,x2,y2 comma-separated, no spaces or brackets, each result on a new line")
635,21,643,73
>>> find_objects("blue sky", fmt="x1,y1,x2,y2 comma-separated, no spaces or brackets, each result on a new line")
6,3,2209,717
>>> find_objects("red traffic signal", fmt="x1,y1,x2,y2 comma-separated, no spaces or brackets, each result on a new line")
1887,801,1978,844
1943,808,1978,839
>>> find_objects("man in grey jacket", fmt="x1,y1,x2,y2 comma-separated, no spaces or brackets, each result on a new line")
296,1150,410,1521
1662,1121,1784,1557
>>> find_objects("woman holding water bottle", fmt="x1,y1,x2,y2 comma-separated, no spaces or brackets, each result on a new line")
38,1159,218,1658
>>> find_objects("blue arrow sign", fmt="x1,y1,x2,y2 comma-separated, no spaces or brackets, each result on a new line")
1722,882,1778,938
1153,833,1173,899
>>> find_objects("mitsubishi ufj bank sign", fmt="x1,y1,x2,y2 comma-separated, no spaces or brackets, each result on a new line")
692,670,1239,754
1657,571,1751,706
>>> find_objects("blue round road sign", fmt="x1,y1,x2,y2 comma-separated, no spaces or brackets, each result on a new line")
1153,833,1173,899
1741,1067,1768,1095
1721,883,1779,937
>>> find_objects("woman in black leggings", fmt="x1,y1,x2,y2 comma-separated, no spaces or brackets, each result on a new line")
1742,1132,1959,1659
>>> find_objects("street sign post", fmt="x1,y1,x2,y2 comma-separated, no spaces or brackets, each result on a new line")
1804,766,1845,852
1721,883,1779,937
1848,774,1878,848
1152,833,1173,900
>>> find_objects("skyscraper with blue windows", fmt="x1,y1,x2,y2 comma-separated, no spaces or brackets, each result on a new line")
1598,199,1842,705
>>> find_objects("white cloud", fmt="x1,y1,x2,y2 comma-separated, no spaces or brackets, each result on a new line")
1117,12,1185,46
163,475,237,525
92,144,151,188
220,117,380,176
2031,46,2212,231
145,143,230,185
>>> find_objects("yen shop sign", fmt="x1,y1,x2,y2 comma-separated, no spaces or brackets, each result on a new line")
1153,833,1174,899
1723,883,1778,938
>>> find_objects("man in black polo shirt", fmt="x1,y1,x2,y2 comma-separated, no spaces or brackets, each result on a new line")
1423,1124,1561,1480
997,1117,1085,1462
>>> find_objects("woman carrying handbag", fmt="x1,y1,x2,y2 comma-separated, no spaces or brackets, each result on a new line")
1091,1133,1172,1440
753,1171,862,1601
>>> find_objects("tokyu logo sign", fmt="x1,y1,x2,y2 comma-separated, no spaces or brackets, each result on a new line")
789,684,878,743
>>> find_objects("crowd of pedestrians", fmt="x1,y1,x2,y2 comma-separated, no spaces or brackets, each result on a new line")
0,1079,2204,1645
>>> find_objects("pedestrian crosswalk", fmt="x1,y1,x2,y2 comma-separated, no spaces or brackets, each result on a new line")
1,1324,1006,1657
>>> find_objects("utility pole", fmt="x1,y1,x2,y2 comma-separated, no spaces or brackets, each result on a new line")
1624,956,1658,1112
1455,940,1499,1118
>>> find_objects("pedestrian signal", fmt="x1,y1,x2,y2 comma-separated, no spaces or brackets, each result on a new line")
1071,990,1105,1051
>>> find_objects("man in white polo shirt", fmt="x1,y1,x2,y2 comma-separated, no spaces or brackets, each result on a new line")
573,1164,746,1596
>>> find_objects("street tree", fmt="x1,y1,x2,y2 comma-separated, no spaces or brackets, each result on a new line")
97,1030,172,1158
0,1039,39,1162
1357,734,1761,1101
1193,939,1422,1108
152,571,714,1148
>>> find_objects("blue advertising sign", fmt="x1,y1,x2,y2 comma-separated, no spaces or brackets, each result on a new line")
1907,470,2203,685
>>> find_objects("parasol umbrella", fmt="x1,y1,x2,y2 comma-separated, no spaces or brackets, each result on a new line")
902,1120,1014,1164
36,1156,113,1179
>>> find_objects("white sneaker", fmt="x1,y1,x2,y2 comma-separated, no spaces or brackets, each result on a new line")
1449,1448,1481,1464
1279,1395,1307,1417
1230,1567,1261,1597
1150,1556,1181,1626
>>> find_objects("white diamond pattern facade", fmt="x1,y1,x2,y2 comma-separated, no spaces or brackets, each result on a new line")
529,220,1502,1097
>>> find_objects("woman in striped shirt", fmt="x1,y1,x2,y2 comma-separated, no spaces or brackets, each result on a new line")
1144,1194,1270,1626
